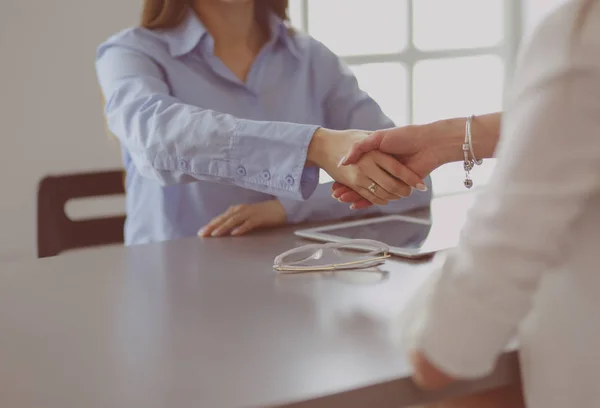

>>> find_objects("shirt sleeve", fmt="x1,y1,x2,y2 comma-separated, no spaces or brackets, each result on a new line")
398,7,600,379
95,44,319,200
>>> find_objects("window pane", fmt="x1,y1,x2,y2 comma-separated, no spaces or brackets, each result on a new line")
288,0,303,30
523,0,568,37
414,56,503,195
350,63,408,126
308,0,408,56
413,0,504,50
413,55,504,124
320,63,407,185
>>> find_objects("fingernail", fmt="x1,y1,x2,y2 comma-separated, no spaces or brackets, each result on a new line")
337,156,346,167
211,230,220,237
231,228,240,236
350,204,356,210
415,183,428,192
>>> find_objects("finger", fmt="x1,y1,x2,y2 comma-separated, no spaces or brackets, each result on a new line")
334,188,373,209
372,151,428,192
199,205,250,237
355,185,389,205
349,199,373,210
410,350,456,391
338,168,388,205
337,189,362,202
350,175,389,205
332,185,353,199
231,220,256,236
359,160,410,199
211,213,248,237
331,181,346,191
198,212,233,237
340,131,385,166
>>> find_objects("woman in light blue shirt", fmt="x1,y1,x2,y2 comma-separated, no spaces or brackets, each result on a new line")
96,0,431,245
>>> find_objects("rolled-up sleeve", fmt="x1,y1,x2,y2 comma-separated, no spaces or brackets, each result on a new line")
96,44,319,200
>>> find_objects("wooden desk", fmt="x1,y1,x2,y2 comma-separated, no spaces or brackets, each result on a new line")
0,194,518,408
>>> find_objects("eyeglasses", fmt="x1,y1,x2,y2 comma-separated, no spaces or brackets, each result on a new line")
273,239,391,273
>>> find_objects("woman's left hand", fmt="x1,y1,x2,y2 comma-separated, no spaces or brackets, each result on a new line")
410,350,456,390
410,350,525,408
198,200,286,237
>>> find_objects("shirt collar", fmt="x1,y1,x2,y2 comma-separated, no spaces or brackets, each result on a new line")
159,9,209,58
159,8,302,60
268,13,303,60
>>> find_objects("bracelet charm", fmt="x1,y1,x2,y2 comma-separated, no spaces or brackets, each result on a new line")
463,115,482,189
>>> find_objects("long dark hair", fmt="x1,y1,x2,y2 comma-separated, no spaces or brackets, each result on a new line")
141,0,290,32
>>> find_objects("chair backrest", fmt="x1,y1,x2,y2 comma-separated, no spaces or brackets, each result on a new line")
37,170,126,258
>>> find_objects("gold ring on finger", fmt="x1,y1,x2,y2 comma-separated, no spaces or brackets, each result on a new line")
368,182,377,194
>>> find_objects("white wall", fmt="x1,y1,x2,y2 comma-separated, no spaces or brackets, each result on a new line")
0,0,141,262
0,0,571,262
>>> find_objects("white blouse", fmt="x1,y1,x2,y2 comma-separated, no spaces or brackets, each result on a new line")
400,1,600,407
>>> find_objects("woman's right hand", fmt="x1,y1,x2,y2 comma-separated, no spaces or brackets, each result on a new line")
340,124,450,177
329,124,444,208
307,128,426,205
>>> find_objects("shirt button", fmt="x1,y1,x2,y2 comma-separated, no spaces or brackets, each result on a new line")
285,175,295,185
236,166,247,177
261,170,271,181
179,159,188,169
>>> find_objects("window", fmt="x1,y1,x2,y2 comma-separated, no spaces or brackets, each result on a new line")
290,0,569,196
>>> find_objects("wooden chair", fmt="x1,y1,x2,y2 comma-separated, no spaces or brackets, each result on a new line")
37,170,126,258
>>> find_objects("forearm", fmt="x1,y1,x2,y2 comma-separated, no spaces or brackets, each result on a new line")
429,112,502,165
109,98,319,196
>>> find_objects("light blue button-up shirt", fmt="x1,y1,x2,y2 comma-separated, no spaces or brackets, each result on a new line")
96,10,431,245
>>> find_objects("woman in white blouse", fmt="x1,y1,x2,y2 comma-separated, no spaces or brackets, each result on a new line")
335,0,600,406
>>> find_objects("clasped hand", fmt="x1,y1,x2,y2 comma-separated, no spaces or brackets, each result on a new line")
307,128,427,206
332,126,442,208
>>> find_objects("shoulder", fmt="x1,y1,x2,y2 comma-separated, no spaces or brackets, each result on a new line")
288,31,342,64
508,1,600,101
97,26,171,61
287,31,351,79
519,1,600,71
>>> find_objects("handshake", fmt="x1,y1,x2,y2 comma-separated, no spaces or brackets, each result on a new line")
200,115,500,237
307,125,448,209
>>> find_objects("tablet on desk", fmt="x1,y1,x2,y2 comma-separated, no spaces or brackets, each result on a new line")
294,214,461,259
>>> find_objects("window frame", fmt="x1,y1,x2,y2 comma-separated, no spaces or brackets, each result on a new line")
292,0,524,193
294,0,523,124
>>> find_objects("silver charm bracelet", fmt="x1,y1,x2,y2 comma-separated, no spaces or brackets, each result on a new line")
463,115,482,189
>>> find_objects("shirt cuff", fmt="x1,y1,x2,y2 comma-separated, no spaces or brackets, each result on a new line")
231,122,320,200
280,166,321,223
400,253,517,379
